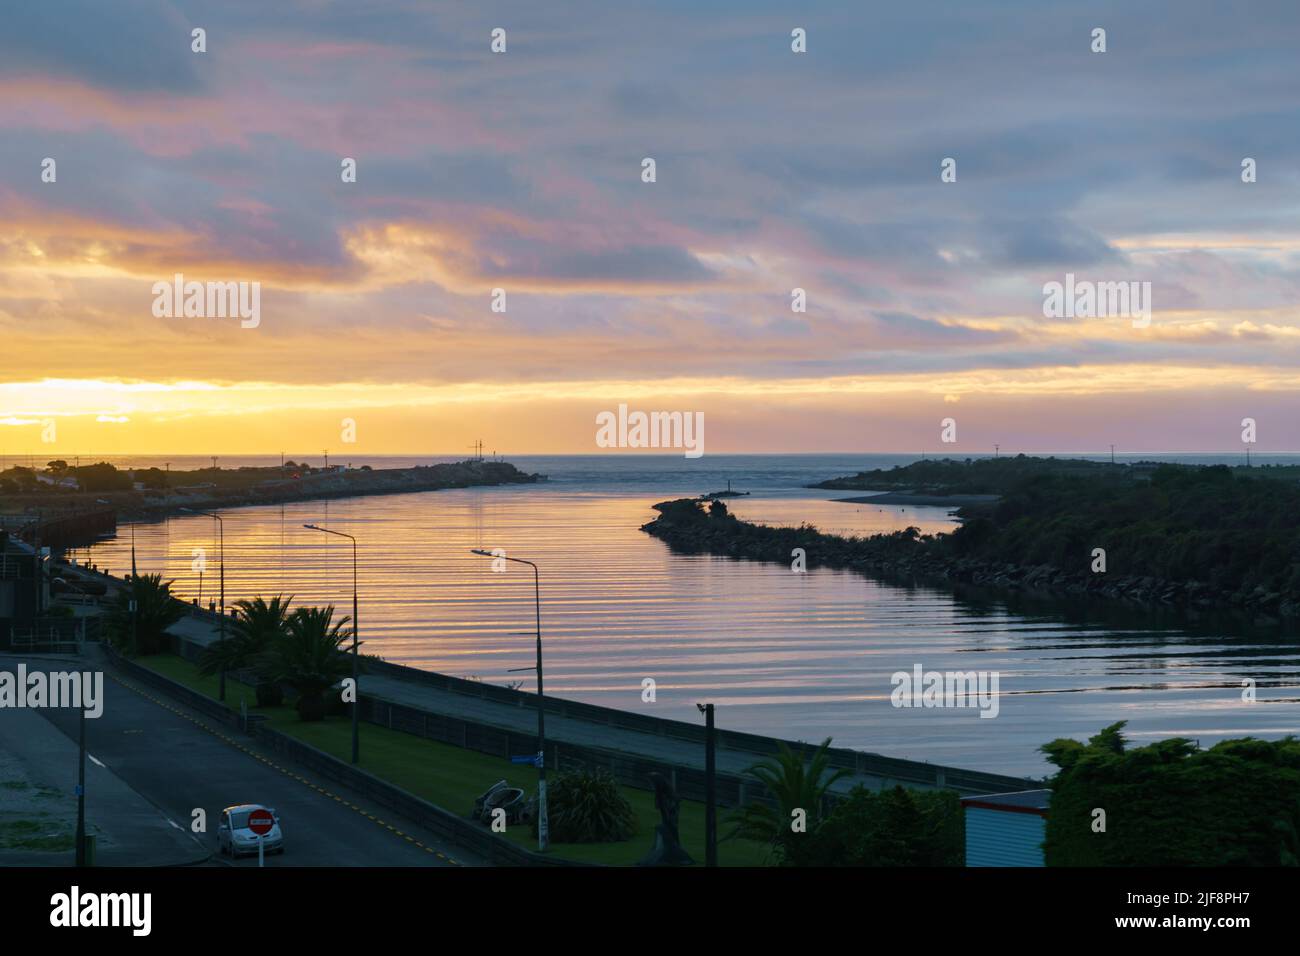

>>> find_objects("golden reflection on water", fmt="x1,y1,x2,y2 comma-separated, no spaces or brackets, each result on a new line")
79,488,1300,775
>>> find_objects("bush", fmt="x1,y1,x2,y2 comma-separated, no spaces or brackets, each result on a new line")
802,786,964,866
254,680,284,707
70,462,132,492
534,769,637,843
321,685,349,717
1042,722,1300,865
295,692,326,722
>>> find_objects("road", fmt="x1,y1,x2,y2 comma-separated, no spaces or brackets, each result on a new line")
20,655,475,867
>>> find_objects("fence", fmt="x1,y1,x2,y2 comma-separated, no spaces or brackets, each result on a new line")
250,724,566,866
360,657,1039,797
2,615,99,653
158,628,1037,800
104,645,566,866
105,643,242,727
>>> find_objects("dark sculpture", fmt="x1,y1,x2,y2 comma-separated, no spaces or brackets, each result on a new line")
637,771,695,866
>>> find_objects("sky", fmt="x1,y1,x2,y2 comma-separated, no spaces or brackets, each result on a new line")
2,0,1300,457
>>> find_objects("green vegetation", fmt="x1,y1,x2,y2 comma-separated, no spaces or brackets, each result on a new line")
813,454,1131,495
133,652,770,866
726,738,849,865
198,595,294,706
535,769,637,843
0,814,76,852
649,457,1300,616
724,738,962,866
1,459,541,512
169,590,351,720
1042,722,1300,866
803,786,964,866
949,462,1300,595
104,573,186,655
261,606,353,720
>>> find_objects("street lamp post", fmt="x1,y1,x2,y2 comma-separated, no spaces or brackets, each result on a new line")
129,521,138,655
470,549,548,852
180,508,225,700
305,524,359,765
75,701,86,866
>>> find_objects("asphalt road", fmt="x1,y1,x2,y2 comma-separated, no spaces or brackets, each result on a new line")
27,659,474,867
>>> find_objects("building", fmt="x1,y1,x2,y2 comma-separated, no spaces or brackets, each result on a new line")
0,530,47,650
34,473,80,490
961,789,1051,867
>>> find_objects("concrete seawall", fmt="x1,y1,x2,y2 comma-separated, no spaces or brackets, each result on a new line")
156,603,1041,805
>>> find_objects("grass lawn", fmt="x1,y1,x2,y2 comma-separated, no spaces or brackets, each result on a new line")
0,814,76,852
134,653,773,867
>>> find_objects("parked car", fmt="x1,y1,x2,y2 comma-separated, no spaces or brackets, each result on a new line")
217,804,284,857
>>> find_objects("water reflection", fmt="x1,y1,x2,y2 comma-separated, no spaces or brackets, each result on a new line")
78,486,1300,776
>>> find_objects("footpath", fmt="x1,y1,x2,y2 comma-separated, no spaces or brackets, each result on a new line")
0,655,208,867
162,615,1036,799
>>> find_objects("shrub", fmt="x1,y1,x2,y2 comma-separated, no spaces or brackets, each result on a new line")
321,684,349,717
534,769,637,843
1042,722,1300,865
803,785,964,866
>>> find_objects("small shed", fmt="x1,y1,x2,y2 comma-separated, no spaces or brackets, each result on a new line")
961,789,1051,867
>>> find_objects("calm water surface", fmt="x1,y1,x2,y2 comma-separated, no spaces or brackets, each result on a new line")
78,455,1300,776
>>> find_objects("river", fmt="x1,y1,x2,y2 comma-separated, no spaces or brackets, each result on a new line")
75,454,1300,776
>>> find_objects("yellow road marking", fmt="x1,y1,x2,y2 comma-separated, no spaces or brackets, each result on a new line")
106,672,461,866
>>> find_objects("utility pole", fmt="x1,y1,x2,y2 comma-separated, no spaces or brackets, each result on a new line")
1110,444,1115,464
698,703,718,866
75,700,87,866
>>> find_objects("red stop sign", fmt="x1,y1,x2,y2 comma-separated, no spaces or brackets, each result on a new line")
248,809,275,836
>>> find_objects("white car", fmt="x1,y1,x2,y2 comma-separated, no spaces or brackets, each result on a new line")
217,804,284,858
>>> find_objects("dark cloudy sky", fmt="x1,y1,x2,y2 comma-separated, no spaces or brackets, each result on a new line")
2,0,1298,454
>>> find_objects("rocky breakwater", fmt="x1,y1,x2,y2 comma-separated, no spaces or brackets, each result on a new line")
641,498,1300,624
126,460,545,518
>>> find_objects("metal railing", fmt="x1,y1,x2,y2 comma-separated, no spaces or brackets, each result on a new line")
5,615,93,653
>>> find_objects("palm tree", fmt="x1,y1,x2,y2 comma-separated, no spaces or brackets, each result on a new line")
726,737,850,865
105,573,185,656
260,605,353,721
198,595,293,706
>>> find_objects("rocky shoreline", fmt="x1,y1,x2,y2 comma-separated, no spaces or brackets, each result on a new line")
132,460,544,519
641,498,1300,624
3,460,544,528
